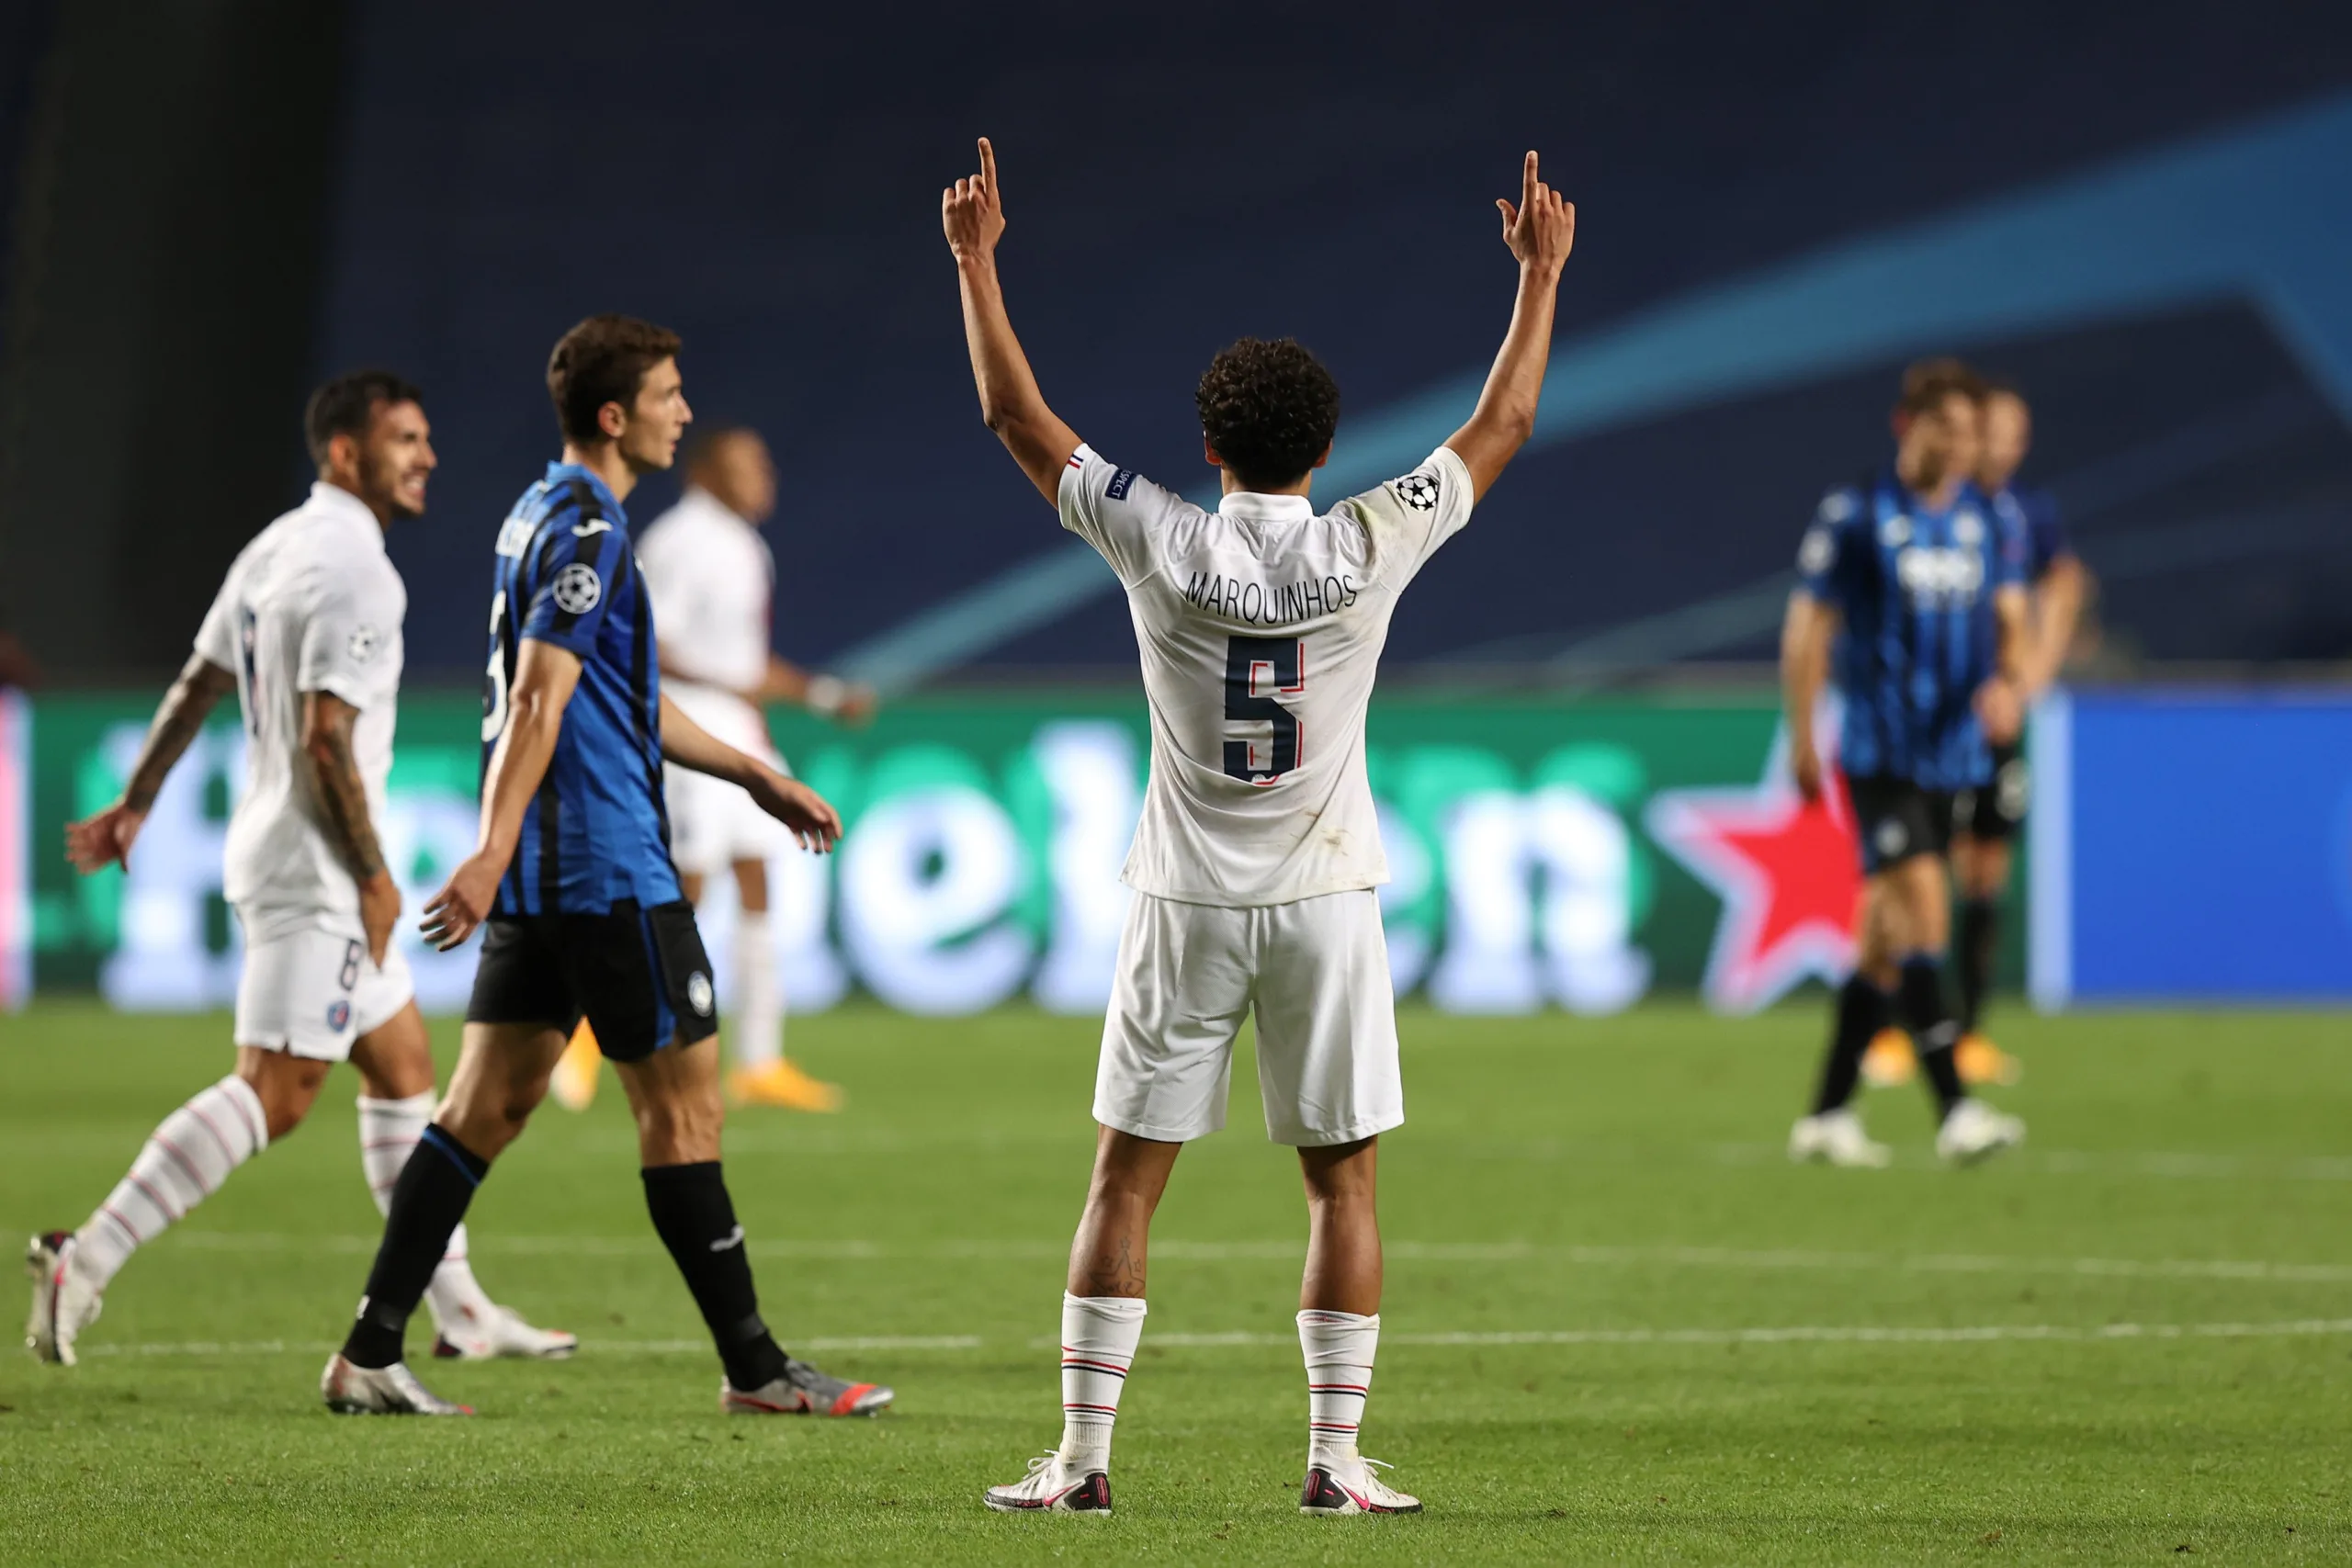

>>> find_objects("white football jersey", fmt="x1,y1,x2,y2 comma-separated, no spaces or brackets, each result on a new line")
193,482,404,932
1060,442,1474,906
636,487,774,752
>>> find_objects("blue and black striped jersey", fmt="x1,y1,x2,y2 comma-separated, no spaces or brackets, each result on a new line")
481,461,679,917
1796,468,2026,792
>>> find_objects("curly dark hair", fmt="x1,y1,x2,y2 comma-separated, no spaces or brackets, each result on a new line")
1194,337,1340,491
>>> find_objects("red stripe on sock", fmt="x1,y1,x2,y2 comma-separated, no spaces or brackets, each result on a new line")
98,1204,146,1245
1308,1383,1369,1393
1060,1359,1129,1376
125,1171,183,1224
186,1101,238,1164
148,1134,209,1191
221,1084,265,1146
1062,1403,1120,1415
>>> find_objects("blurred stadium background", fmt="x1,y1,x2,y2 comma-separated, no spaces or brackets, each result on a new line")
3,0,2349,1018
4,5,2352,1559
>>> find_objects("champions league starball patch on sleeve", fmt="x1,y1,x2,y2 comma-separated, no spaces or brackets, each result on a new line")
552,562,603,615
1396,472,1441,512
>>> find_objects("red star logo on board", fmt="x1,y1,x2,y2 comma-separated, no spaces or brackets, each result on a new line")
1643,718,1862,1014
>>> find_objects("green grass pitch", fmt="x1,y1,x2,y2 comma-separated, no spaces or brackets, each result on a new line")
2,999,2347,1564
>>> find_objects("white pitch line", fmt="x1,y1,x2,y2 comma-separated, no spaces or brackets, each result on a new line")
70,1317,2352,1360
76,1334,981,1361
158,1231,2352,1283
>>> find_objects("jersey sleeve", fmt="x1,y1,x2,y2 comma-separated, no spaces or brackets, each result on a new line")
1987,491,2030,592
296,562,403,706
519,513,630,657
1352,446,1476,590
2029,490,2073,575
191,570,241,671
1057,445,1187,588
1794,487,1869,607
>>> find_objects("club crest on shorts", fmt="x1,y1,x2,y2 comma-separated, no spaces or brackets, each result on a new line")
551,562,603,615
1874,818,1908,860
327,999,352,1032
1396,471,1441,512
686,971,714,1017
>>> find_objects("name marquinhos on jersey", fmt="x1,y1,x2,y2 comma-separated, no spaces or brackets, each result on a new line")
1179,570,1361,626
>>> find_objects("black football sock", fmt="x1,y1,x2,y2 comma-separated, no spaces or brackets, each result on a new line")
340,1125,492,1369
1811,974,1890,1114
1897,955,1966,1117
1956,897,2000,1037
642,1161,788,1392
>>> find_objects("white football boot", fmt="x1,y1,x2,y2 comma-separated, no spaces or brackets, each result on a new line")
1300,1454,1423,1516
982,1450,1113,1515
431,1303,579,1360
25,1232,103,1367
1936,1099,2025,1166
1787,1109,1894,1168
320,1355,472,1415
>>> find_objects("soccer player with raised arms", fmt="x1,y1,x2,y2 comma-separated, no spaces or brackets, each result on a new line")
32,373,569,1366
1783,360,2030,1168
944,139,1574,1517
317,317,890,1418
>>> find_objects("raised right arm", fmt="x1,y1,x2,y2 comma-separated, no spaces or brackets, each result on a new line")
1444,152,1577,502
944,138,1081,505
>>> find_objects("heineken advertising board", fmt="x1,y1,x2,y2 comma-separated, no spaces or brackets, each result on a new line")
7,690,2023,1016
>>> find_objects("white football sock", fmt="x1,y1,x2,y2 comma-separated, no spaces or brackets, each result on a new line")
74,1074,268,1290
1058,1292,1146,1474
1299,1308,1380,1469
358,1090,492,1336
730,911,783,1071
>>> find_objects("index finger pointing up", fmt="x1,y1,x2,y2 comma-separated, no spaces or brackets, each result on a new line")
978,136,997,193
1522,150,1539,210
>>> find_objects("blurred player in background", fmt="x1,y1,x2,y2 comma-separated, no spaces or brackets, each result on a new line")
1948,378,2085,1074
1783,360,2029,1168
946,139,1573,1517
319,316,888,1420
1859,373,2086,1093
31,372,570,1367
547,426,874,1114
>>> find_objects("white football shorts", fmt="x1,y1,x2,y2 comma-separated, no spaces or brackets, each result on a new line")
234,920,414,1062
665,757,792,879
1095,888,1403,1147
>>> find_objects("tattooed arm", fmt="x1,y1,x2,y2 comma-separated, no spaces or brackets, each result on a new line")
63,654,237,874
300,689,401,965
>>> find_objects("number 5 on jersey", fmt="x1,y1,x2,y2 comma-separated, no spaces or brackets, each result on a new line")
1224,635,1306,784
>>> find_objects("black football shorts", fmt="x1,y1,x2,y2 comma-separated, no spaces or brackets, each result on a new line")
1953,742,2030,842
1845,774,1955,876
465,897,718,1060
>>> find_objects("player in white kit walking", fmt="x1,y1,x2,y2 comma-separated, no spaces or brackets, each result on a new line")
28,372,570,1368
944,141,1576,1517
546,426,873,1113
